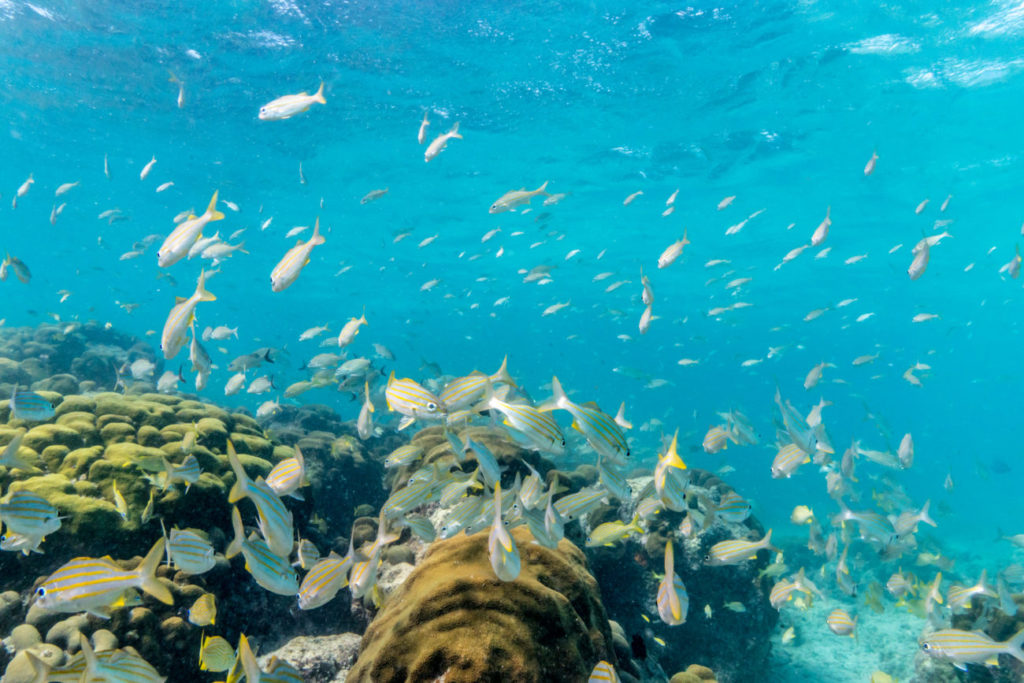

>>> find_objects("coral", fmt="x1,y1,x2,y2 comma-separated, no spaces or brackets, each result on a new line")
257,633,362,683
348,525,617,683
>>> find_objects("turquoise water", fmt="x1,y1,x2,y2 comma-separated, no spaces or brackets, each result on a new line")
4,0,1024,678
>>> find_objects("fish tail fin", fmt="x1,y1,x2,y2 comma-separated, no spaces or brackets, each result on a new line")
80,637,99,680
206,191,225,221
979,569,998,598
449,121,462,138
314,81,326,104
310,217,326,245
918,499,937,528
762,528,781,555
195,269,216,302
226,506,244,559
490,355,515,386
549,375,568,409
537,180,550,195
137,537,174,604
614,401,632,430
226,440,249,503
1004,627,1024,664
664,430,686,470
22,650,52,683
237,633,262,683
664,538,674,575
628,513,644,535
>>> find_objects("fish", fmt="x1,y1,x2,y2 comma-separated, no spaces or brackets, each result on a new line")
293,537,321,570
0,489,61,544
920,628,1024,670
9,388,55,422
298,547,354,610
112,480,130,521
224,372,247,396
705,529,778,566
553,486,608,521
864,151,878,176
771,443,810,479
654,431,688,512
790,505,814,525
227,441,295,557
424,122,462,162
139,156,157,180
908,238,929,280
585,515,643,547
811,206,831,246
384,444,424,469
189,592,217,626
225,507,298,595
361,188,389,204
488,482,521,581
710,490,752,524
947,570,997,611
482,385,565,455
349,515,400,599
385,371,444,423
702,425,732,454
157,191,225,267
337,312,368,348
166,527,216,575
489,181,550,213
78,639,164,683
657,231,690,269
417,110,430,144
33,537,173,616
157,454,202,492
357,382,375,439
271,217,326,292
588,660,621,683
439,357,515,411
1,253,31,283
199,634,235,672
826,608,856,636
546,376,629,462
266,447,307,500
657,539,688,625
259,82,327,120
160,270,216,361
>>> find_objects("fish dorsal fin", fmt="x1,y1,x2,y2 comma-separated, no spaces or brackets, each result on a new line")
175,296,188,304
582,401,601,411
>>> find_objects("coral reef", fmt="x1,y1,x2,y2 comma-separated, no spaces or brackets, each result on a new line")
588,469,777,683
348,525,617,682
257,632,362,683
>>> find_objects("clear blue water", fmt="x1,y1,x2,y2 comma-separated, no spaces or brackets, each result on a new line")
3,0,1024,676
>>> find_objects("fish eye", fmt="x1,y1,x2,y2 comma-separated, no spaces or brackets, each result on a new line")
703,554,711,562
560,439,566,447
35,587,45,597
427,402,437,411
921,642,931,651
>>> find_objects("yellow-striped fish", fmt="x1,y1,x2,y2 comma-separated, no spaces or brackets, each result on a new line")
385,371,444,424
657,539,688,625
81,639,164,682
160,269,215,360
112,480,129,521
188,592,217,626
488,482,520,582
349,515,400,600
266,447,307,500
0,489,61,540
921,627,1024,670
167,527,216,575
705,529,778,567
384,444,424,469
298,548,354,610
225,507,298,596
588,660,621,683
702,425,732,453
483,384,565,455
271,217,325,292
439,356,515,411
259,82,326,120
547,376,629,463
33,537,173,616
157,191,224,267
199,633,235,672
654,430,688,511
826,607,856,636
771,442,810,479
227,441,294,557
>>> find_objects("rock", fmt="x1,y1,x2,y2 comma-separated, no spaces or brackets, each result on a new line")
348,526,617,682
0,589,21,632
670,664,718,682
45,613,89,650
92,629,119,652
258,633,362,683
8,624,41,651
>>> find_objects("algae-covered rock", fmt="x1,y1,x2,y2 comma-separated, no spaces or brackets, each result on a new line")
348,526,617,682
258,633,362,683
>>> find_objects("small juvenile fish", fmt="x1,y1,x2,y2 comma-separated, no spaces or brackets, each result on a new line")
199,634,235,672
361,188,389,204
337,312,368,348
915,198,929,214
864,151,878,176
156,181,174,192
55,181,79,196
417,110,430,144
810,206,831,247
718,195,736,210
259,82,326,121
139,156,157,180
623,190,643,206
424,122,462,162
188,592,217,626
489,181,549,214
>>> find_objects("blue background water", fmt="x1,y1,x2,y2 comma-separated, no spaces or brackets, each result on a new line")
2,0,1023,558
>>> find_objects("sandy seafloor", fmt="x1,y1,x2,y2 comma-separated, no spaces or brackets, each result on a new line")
767,597,926,681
